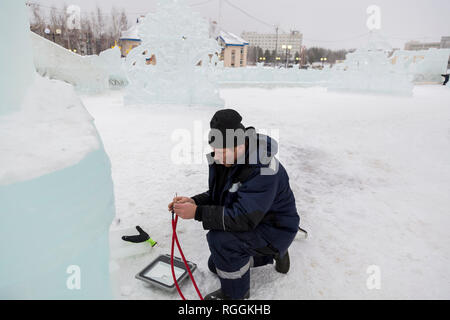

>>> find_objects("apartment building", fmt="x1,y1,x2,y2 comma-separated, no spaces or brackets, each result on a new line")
241,30,303,55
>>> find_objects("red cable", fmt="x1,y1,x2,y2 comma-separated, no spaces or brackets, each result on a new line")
170,215,185,300
171,215,203,300
171,214,204,300
172,217,203,299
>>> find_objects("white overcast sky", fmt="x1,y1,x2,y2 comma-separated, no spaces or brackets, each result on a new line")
32,0,450,50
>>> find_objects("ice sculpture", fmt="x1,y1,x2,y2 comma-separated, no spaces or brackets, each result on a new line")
328,31,414,95
390,48,450,83
93,46,129,89
124,0,224,106
0,0,115,299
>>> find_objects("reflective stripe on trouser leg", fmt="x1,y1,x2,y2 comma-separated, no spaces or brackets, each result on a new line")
216,257,253,279
216,259,251,299
206,230,263,299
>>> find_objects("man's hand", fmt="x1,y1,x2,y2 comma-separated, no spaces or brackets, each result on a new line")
173,202,197,220
168,196,195,212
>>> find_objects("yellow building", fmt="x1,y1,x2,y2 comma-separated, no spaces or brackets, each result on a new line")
118,24,142,57
217,31,249,68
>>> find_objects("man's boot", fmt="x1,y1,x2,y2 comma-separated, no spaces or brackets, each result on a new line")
275,250,290,274
204,288,250,300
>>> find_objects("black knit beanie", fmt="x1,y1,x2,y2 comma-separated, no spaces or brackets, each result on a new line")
208,109,249,148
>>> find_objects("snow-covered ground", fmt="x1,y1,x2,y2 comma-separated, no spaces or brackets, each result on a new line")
81,85,450,299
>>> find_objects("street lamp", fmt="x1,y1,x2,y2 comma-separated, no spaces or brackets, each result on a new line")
275,56,281,67
44,27,52,41
55,29,61,44
282,44,292,68
44,27,61,43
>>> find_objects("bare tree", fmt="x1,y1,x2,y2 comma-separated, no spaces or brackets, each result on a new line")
28,4,130,55
80,15,94,55
247,46,257,65
58,4,69,49
29,4,45,35
110,7,121,41
96,6,106,52
119,9,128,35
46,7,61,44
306,47,348,64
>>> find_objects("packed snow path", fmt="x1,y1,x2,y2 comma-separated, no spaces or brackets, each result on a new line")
82,85,450,299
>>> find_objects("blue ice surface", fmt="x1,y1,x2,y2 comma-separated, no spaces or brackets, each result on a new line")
0,146,116,299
